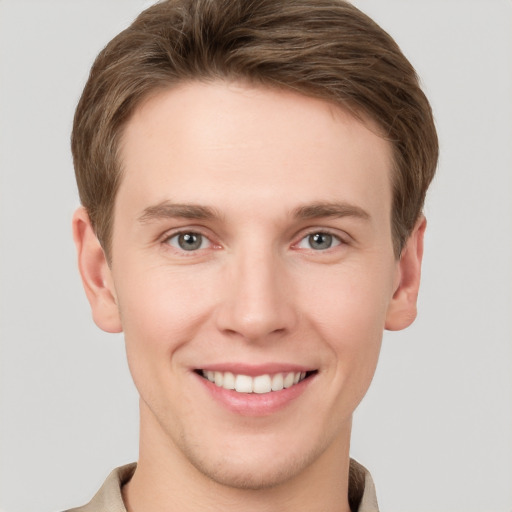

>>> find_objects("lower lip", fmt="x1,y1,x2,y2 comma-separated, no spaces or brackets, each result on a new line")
195,373,314,416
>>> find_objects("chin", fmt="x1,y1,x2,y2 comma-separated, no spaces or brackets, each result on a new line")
177,428,331,491
188,451,311,490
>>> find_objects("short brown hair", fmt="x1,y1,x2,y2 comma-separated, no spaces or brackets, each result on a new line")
72,0,438,259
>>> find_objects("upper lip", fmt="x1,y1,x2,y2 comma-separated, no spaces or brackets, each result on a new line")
196,363,316,376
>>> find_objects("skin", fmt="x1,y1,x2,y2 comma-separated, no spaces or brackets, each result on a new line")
73,81,425,512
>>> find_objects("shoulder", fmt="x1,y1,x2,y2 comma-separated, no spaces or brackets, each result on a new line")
63,463,136,512
349,459,379,512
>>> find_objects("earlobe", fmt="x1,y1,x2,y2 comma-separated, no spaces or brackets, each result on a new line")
72,207,123,333
385,216,426,331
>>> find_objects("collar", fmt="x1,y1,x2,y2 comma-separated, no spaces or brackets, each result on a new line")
67,459,379,512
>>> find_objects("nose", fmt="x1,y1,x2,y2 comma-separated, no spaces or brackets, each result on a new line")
215,247,297,342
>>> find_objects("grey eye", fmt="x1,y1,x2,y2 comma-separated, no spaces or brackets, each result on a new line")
167,232,209,251
308,233,333,250
296,232,341,251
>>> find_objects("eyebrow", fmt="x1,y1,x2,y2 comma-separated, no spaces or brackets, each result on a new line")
291,201,371,221
138,201,221,223
138,200,370,224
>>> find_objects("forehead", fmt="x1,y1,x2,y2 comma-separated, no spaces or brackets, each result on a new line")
117,81,393,223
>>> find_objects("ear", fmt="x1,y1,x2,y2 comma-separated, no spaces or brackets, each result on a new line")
72,207,122,333
385,215,426,331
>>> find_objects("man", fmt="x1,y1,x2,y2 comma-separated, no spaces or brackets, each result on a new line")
69,0,437,510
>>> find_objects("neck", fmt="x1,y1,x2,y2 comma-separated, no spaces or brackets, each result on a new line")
123,401,353,512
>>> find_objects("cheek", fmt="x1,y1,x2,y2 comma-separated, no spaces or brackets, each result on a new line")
301,262,392,374
304,259,393,330
114,265,220,410
115,265,217,363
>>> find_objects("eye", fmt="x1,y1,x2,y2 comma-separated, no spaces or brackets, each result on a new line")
296,232,342,251
166,232,211,251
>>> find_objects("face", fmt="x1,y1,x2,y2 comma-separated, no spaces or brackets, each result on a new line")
75,81,423,490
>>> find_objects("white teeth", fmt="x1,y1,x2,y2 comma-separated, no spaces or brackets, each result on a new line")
253,374,272,394
202,370,309,394
283,372,295,388
223,371,235,390
235,374,253,393
271,373,284,391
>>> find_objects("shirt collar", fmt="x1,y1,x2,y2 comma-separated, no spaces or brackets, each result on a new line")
69,459,379,512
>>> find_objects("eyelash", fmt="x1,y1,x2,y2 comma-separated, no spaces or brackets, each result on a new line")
162,230,216,253
293,230,344,251
160,228,348,255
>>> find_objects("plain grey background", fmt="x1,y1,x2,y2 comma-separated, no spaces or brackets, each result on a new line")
0,1,511,511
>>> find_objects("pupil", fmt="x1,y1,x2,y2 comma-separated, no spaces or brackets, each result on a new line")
179,233,201,250
310,233,332,250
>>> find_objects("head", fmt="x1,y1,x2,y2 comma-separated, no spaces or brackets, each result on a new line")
72,0,438,262
71,0,438,499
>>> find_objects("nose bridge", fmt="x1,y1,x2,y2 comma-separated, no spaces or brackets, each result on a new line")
216,241,295,341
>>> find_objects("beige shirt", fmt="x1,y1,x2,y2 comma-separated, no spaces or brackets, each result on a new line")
66,459,379,512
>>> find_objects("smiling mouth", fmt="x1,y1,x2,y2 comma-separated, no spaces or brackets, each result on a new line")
196,370,317,394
